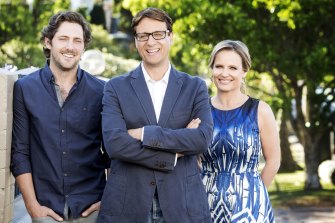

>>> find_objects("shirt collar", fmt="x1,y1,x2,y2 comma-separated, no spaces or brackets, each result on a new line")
141,62,171,84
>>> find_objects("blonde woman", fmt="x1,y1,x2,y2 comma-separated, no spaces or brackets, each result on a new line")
201,40,281,223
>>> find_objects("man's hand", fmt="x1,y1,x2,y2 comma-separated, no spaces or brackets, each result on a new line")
128,128,142,141
82,201,101,217
28,203,63,221
186,118,201,129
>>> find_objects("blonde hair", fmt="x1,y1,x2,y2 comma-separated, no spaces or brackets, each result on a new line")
208,40,251,72
208,40,251,93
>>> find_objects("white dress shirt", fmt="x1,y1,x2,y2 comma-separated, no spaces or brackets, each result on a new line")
142,63,170,122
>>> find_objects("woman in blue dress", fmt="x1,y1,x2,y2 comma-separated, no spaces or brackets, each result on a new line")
200,40,281,223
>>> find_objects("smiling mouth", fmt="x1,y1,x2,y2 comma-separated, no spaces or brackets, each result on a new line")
218,79,231,84
62,53,75,58
146,49,159,54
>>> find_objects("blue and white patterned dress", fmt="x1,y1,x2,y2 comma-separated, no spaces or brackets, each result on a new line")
201,97,275,223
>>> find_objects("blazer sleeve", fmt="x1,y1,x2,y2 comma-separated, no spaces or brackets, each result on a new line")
102,80,176,171
142,79,213,155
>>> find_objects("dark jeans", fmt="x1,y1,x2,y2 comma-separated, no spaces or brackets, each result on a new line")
147,191,166,223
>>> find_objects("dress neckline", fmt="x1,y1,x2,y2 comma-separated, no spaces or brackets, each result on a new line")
210,96,251,112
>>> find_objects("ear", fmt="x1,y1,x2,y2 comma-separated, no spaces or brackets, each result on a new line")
242,71,247,78
169,32,173,44
44,37,52,49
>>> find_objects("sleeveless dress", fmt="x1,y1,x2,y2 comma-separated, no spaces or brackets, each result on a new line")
201,97,275,223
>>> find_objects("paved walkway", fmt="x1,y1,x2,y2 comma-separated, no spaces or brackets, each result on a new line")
274,206,335,223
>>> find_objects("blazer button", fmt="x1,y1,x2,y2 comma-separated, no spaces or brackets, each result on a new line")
150,181,156,186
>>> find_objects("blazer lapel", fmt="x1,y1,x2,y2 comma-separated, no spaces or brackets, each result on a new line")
158,67,183,127
130,66,157,125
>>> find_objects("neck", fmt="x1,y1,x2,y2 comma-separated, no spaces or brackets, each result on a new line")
50,65,77,86
54,71,77,85
213,91,248,110
143,61,169,81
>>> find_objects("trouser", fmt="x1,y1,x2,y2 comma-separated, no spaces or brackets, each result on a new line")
147,190,166,223
32,203,98,223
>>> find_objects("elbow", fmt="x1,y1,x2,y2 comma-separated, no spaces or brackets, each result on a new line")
275,159,281,173
269,158,281,174
194,129,212,154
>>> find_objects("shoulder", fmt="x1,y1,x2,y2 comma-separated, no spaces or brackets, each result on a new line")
81,72,106,96
106,68,138,87
257,100,276,129
258,100,274,116
15,69,42,87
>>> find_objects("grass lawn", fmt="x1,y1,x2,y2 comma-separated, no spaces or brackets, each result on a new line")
268,171,335,208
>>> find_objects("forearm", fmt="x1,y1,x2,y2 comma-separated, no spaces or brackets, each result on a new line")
261,159,281,188
104,129,176,171
16,173,40,215
143,125,212,155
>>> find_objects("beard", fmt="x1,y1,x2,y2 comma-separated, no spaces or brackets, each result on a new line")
50,50,80,72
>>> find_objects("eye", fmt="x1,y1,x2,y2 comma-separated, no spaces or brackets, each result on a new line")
75,39,83,43
136,33,149,40
153,31,164,38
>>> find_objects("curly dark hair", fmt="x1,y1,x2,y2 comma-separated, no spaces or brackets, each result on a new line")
40,11,92,58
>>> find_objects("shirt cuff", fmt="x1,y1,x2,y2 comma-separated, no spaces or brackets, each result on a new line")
141,127,144,142
174,154,178,166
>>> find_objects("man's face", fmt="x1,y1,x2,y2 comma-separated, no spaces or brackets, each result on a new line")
45,21,85,72
134,18,173,69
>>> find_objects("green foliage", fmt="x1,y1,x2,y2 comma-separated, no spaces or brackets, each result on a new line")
0,38,44,69
102,52,139,78
89,24,136,59
0,1,35,45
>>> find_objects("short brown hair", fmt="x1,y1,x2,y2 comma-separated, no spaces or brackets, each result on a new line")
131,7,173,34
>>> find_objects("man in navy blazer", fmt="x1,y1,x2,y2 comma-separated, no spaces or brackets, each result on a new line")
98,7,213,223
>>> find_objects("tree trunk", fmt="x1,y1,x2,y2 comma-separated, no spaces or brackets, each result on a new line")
279,111,302,172
303,141,322,190
294,85,322,190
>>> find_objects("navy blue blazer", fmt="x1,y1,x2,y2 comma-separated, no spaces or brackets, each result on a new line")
99,65,213,223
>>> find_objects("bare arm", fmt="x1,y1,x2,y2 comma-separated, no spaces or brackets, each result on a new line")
16,173,63,221
258,101,281,188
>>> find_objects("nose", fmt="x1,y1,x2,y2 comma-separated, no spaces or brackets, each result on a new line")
220,68,229,77
65,40,75,49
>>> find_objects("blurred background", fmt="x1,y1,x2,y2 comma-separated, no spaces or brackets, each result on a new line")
1,0,335,222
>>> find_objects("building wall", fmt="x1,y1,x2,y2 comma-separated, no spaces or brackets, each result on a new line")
0,71,18,223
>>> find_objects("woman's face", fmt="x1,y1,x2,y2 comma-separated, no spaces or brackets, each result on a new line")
211,50,246,93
